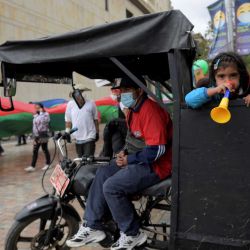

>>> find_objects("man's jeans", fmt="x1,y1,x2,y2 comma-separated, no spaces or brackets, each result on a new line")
84,160,160,236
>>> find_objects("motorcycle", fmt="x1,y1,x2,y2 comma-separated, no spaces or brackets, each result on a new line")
5,129,171,250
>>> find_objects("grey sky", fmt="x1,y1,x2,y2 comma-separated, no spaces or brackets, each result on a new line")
172,0,216,35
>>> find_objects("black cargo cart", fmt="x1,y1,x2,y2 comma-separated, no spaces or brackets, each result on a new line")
1,10,249,249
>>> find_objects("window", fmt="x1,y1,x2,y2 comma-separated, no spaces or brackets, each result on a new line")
126,9,133,18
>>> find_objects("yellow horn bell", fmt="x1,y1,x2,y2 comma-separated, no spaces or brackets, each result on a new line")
210,90,231,124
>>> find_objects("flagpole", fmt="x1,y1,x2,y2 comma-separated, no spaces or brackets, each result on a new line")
225,0,234,51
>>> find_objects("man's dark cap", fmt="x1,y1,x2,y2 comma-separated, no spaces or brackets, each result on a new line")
112,75,146,89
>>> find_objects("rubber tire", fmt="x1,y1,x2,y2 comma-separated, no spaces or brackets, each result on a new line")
5,213,79,250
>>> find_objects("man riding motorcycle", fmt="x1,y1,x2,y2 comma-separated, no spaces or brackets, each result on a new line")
66,75,173,250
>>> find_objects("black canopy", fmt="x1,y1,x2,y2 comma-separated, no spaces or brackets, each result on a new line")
0,10,194,83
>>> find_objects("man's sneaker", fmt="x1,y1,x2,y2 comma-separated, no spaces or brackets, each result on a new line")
42,164,50,170
66,225,106,248
24,166,35,172
111,231,147,250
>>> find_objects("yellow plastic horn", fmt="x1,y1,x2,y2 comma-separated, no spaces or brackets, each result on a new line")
210,89,231,124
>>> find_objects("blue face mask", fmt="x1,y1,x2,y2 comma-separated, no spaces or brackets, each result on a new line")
121,92,136,108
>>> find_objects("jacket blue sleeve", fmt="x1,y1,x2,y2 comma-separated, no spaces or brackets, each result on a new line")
185,87,211,109
127,145,166,165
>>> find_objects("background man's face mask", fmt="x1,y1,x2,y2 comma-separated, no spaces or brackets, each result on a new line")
121,92,136,108
110,94,118,101
110,89,121,101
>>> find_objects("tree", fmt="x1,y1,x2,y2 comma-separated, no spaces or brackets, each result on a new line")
204,20,214,42
193,33,210,59
193,21,214,60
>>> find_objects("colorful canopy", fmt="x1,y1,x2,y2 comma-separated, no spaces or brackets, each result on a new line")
0,97,118,138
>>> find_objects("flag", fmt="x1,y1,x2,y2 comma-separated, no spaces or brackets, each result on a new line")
208,0,228,59
235,0,250,55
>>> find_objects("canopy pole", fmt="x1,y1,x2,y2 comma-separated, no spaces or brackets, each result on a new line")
109,57,168,111
225,0,234,51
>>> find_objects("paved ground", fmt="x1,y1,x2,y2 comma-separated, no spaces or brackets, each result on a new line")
0,125,170,249
0,125,106,249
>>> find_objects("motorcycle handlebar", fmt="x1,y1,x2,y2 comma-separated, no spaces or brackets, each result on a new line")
81,156,111,162
69,127,78,134
54,128,78,140
54,128,111,161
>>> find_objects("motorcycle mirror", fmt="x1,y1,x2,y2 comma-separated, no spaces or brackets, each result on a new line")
0,63,15,111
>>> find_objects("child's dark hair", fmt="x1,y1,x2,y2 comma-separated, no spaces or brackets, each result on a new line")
209,52,250,97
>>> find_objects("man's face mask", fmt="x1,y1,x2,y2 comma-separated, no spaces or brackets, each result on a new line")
121,92,136,108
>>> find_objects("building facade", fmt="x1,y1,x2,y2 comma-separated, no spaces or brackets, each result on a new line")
0,0,171,102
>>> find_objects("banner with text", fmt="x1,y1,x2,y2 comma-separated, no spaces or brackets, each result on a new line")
235,0,250,55
208,0,228,59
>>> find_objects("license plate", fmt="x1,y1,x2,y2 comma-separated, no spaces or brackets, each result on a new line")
50,164,70,197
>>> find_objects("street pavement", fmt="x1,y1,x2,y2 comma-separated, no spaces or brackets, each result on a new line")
0,126,105,249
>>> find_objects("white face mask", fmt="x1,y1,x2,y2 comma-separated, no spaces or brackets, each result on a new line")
110,94,118,101
119,102,127,111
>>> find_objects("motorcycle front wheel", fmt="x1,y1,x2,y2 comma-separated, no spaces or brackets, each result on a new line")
5,212,79,250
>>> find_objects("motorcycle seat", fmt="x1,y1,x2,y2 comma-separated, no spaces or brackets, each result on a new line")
141,177,171,197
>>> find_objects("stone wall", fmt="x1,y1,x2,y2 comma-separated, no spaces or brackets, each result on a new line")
0,0,171,102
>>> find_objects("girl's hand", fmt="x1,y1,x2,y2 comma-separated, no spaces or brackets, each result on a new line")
215,85,227,94
243,94,250,107
207,83,234,97
215,83,235,94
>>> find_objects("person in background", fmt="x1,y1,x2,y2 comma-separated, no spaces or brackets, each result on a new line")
110,86,126,118
100,85,128,158
16,135,27,146
193,59,210,88
0,141,5,156
65,84,99,157
25,103,51,172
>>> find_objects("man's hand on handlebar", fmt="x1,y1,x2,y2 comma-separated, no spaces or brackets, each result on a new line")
116,151,128,167
62,132,71,143
54,128,78,143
